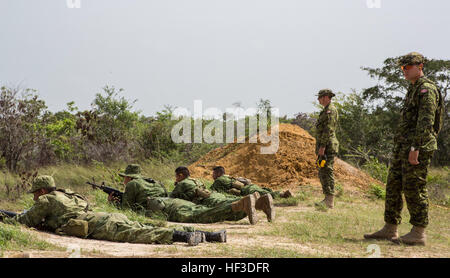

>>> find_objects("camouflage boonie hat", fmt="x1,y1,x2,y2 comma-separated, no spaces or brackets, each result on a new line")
398,52,425,66
28,175,56,193
119,164,142,179
317,89,336,98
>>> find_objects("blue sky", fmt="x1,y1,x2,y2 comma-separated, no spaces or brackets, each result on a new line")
0,0,449,117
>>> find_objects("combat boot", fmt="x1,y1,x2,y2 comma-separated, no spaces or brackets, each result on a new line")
255,194,275,222
252,192,261,200
231,195,258,225
392,226,426,246
325,194,334,209
363,223,398,240
280,190,293,198
197,230,227,243
172,230,203,246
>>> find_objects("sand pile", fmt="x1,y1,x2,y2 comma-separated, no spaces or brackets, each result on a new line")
189,124,382,191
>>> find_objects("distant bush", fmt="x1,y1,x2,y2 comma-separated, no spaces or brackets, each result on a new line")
368,184,386,200
362,157,389,184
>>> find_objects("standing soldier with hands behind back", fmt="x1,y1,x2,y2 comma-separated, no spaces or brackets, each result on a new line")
364,52,444,246
314,89,339,209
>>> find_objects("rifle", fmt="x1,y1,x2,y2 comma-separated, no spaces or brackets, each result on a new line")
86,181,123,203
0,209,18,220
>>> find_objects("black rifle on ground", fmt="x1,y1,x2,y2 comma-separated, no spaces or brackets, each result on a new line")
87,181,123,203
0,209,18,221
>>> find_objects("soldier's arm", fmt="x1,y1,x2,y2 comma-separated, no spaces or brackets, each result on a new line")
8,196,52,227
169,182,184,198
121,182,137,209
169,181,196,200
318,109,337,148
413,85,438,150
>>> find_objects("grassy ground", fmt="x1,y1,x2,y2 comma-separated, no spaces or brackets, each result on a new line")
0,162,449,257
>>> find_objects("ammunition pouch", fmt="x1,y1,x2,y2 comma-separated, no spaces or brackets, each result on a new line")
195,188,211,199
147,197,166,212
227,188,242,196
235,177,251,186
58,219,89,238
231,180,245,190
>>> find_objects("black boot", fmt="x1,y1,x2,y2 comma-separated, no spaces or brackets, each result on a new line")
197,230,227,243
172,230,203,246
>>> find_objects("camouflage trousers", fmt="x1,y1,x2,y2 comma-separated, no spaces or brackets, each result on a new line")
384,147,433,228
199,192,241,207
241,184,281,199
77,212,182,244
318,154,335,196
147,197,247,223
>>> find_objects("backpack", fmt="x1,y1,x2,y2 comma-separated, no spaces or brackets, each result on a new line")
422,78,445,135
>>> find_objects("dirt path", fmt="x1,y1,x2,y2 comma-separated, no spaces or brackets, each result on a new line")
4,191,448,258
5,205,344,258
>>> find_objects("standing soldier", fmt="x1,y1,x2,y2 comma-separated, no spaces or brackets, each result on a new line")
314,89,339,209
364,52,444,246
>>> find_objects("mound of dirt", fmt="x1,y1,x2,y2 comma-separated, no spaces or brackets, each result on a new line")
189,123,382,191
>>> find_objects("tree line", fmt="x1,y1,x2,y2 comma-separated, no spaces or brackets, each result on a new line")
0,55,448,174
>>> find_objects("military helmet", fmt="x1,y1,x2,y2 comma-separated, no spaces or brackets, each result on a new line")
397,52,425,66
28,175,56,193
317,89,336,98
119,164,142,179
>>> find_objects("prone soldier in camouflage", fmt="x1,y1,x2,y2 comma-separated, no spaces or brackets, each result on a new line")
364,52,444,246
314,89,339,209
210,166,293,199
1,175,226,246
170,166,275,223
108,164,167,211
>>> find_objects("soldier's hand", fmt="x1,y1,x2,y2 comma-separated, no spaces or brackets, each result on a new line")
318,147,326,156
408,150,420,165
108,192,118,203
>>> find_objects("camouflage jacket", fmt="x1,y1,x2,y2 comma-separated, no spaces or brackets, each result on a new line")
122,178,168,210
315,102,339,154
6,189,89,232
395,76,442,152
169,178,209,204
210,175,234,193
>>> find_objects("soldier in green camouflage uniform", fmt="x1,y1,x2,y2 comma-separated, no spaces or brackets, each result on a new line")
364,52,444,246
2,175,226,246
109,164,168,211
314,89,339,209
170,166,275,223
146,196,247,224
210,166,292,199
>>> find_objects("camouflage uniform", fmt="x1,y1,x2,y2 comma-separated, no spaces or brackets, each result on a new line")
5,176,195,245
122,178,167,211
119,164,168,211
211,175,282,199
146,197,247,223
384,53,444,228
315,89,339,196
170,177,240,207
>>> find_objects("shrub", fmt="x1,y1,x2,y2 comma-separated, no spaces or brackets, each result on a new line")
368,184,386,200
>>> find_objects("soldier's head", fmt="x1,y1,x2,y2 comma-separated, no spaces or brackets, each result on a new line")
28,175,56,201
119,164,142,184
398,52,425,82
175,166,190,182
316,89,335,107
212,166,225,180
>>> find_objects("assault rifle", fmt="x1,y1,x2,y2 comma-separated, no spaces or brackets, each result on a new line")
0,209,18,221
87,181,123,203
